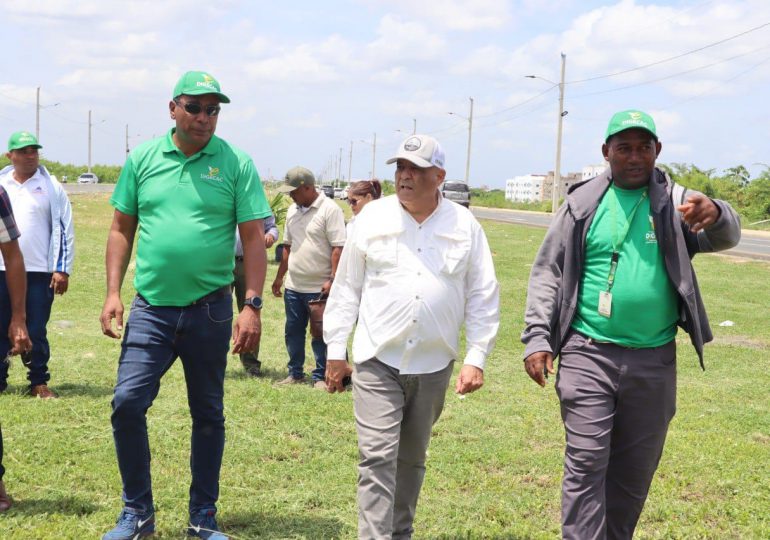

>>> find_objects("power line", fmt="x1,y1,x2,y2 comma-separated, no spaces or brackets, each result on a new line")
567,20,770,84
570,44,770,99
475,85,557,119
658,53,770,111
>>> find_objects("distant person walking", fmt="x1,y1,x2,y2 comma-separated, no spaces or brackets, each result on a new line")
521,110,741,539
99,71,271,540
0,183,33,512
233,215,278,376
324,134,500,538
271,166,346,389
0,131,74,399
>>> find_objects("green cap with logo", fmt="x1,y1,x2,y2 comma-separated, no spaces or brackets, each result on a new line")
8,131,43,151
172,71,230,103
605,110,657,142
277,166,316,193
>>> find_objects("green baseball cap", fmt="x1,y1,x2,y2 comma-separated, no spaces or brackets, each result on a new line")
605,110,657,142
172,71,230,103
277,166,316,193
8,131,42,151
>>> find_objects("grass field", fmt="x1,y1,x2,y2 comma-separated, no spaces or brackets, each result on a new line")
1,193,768,539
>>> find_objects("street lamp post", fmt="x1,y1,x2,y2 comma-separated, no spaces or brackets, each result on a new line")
359,133,377,180
449,97,474,185
526,53,567,213
35,87,60,142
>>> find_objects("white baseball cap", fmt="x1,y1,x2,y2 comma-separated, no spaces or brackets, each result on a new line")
386,134,445,170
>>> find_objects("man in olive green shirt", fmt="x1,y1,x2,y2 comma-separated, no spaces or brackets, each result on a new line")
99,71,271,540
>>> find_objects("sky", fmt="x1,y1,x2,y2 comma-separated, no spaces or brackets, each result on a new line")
1,0,769,188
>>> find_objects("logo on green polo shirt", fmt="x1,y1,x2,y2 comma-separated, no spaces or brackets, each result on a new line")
201,166,223,182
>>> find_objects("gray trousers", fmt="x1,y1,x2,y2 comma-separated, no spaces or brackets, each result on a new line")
556,331,676,540
232,258,260,370
353,358,454,540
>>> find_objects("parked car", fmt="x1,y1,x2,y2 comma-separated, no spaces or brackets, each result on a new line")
77,172,99,184
441,180,470,207
321,185,334,198
340,186,349,200
334,187,344,199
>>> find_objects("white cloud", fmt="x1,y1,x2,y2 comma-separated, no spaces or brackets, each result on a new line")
371,0,512,30
365,15,446,64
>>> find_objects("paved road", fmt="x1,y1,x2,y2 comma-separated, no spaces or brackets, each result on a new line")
472,206,770,261
63,187,770,261
63,183,115,195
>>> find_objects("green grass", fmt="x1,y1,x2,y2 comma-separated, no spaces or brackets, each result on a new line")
1,194,768,539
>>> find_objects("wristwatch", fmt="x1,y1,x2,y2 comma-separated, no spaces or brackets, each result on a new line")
244,296,263,310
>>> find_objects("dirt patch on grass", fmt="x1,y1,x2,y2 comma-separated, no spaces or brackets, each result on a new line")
710,335,768,349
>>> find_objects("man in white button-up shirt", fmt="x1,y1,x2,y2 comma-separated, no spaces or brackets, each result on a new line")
324,134,500,539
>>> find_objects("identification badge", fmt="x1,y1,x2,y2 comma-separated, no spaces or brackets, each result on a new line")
598,290,612,318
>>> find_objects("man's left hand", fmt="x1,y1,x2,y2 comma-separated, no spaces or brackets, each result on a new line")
50,272,69,295
264,234,276,249
321,279,333,296
677,194,719,233
455,365,484,395
232,306,261,354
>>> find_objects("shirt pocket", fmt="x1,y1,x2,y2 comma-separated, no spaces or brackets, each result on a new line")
365,235,398,270
436,233,471,276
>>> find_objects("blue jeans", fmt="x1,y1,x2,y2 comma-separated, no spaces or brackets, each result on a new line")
0,271,55,390
284,289,327,381
110,293,232,514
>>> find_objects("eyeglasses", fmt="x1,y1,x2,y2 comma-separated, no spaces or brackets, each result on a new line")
348,198,360,206
174,99,221,117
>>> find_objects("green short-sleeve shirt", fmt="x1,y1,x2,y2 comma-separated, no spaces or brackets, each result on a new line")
571,184,679,348
111,129,271,306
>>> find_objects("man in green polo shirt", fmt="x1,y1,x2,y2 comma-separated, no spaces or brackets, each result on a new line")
521,110,741,539
99,71,271,540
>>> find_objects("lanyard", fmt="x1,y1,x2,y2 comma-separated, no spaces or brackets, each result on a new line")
605,187,647,292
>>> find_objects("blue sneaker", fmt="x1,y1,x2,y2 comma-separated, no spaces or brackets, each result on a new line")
188,508,227,539
102,508,155,539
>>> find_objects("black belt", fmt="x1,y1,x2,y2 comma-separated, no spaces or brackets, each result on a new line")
136,285,231,307
189,285,232,305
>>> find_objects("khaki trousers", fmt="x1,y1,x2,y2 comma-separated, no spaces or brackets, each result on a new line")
353,358,454,540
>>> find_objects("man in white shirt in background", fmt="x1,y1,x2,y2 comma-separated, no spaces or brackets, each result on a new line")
271,166,346,389
0,131,74,399
324,134,500,539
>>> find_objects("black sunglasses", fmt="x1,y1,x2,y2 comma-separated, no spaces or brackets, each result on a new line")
174,99,221,117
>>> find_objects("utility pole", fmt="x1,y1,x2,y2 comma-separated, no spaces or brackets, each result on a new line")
338,147,343,185
412,118,417,134
348,141,353,184
553,52,567,213
88,110,92,173
372,132,377,180
465,97,474,185
36,87,40,140
125,124,130,157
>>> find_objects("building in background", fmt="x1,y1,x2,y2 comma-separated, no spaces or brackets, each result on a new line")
505,165,607,204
